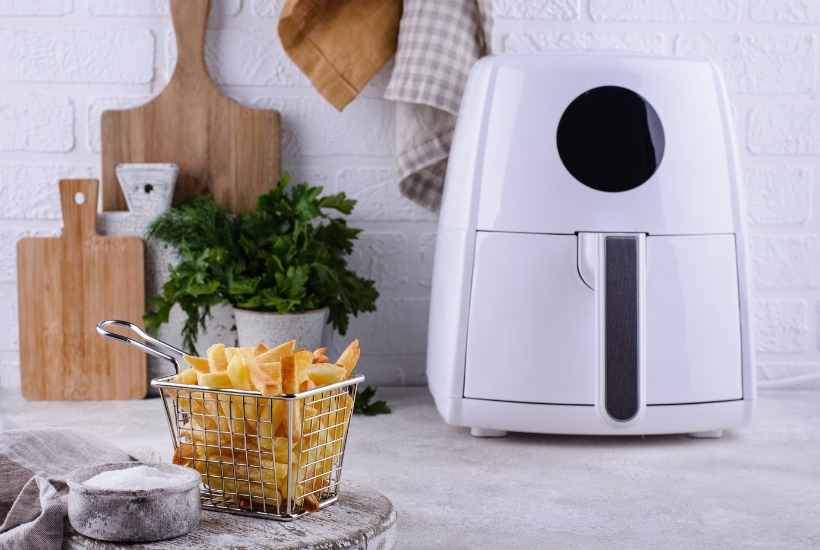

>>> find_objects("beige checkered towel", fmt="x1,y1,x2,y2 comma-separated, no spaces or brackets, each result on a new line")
385,0,491,210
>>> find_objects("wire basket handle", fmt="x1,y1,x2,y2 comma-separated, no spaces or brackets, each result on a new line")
96,320,184,374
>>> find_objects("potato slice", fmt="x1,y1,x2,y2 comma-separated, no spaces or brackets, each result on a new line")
256,340,296,363
295,350,313,386
186,373,234,433
227,354,254,390
281,356,299,394
295,350,313,366
176,391,216,431
173,367,199,385
271,397,301,441
182,447,284,503
223,395,258,435
312,347,329,364
207,343,228,372
196,370,233,388
304,495,320,512
250,363,283,396
224,345,255,365
183,355,210,373
223,356,259,433
253,343,268,355
195,392,233,433
277,463,300,499
182,425,260,453
273,436,291,462
256,399,281,446
282,352,311,394
240,347,258,367
336,339,360,377
307,364,347,386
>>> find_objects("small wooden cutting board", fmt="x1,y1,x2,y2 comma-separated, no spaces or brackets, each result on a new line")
101,0,281,213
17,180,146,400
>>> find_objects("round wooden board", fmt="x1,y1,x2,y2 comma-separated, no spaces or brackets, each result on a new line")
64,483,396,550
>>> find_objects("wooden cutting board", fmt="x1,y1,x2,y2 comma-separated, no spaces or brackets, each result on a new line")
65,482,396,549
17,180,146,400
101,0,281,213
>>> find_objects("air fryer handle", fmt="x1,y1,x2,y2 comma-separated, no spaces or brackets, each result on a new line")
603,236,641,422
578,233,646,423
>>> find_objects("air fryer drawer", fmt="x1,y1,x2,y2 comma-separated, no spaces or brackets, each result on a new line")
645,234,743,404
464,232,596,405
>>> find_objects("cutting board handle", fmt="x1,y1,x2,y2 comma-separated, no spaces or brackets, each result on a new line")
60,179,99,240
169,0,212,85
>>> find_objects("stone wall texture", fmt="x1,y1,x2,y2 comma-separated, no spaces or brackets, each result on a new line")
0,0,817,388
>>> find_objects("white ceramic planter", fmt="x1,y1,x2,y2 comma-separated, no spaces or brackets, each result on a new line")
189,303,238,352
234,308,329,350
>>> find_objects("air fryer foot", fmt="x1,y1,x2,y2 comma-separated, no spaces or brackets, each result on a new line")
687,429,724,439
470,427,507,438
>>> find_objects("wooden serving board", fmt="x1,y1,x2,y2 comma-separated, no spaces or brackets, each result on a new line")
65,482,397,549
17,180,146,400
101,0,281,213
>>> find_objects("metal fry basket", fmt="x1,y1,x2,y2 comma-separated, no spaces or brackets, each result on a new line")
97,320,363,521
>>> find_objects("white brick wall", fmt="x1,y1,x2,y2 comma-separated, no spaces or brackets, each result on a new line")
0,0,818,389
589,0,742,23
675,32,817,94
745,165,813,224
0,0,71,17
0,0,427,389
0,95,74,152
750,0,820,25
0,29,155,83
89,0,241,17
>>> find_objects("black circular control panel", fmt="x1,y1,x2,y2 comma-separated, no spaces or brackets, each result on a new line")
557,86,664,192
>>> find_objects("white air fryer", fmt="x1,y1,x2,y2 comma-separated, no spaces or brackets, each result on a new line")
426,54,754,437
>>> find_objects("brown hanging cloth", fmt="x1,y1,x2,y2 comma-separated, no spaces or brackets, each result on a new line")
278,0,403,111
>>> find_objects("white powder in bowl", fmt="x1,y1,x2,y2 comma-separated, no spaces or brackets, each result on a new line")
83,465,189,491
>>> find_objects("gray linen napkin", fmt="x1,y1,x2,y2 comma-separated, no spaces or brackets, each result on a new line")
385,0,492,210
0,428,134,550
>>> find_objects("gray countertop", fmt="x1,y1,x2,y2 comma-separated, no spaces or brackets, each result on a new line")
2,387,819,549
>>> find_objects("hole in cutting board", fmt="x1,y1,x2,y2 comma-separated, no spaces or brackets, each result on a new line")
143,184,154,194
74,192,86,205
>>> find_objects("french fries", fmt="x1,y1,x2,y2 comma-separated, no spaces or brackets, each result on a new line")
196,370,233,388
207,343,228,372
253,342,268,355
312,347,329,363
307,363,347,386
183,355,210,373
169,337,361,514
250,363,283,396
226,354,254,390
173,367,199,385
337,339,361,378
256,339,296,363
